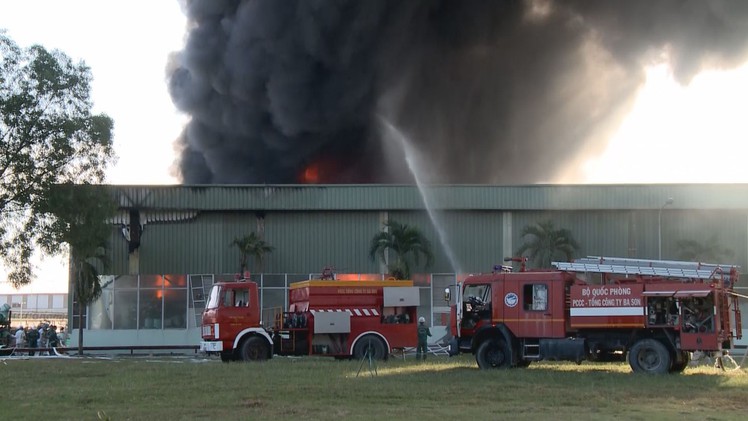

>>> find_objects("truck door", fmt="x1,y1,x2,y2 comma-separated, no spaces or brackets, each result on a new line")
516,279,565,338
221,286,260,332
462,282,493,332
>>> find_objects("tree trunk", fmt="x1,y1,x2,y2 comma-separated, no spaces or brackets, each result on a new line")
77,302,84,356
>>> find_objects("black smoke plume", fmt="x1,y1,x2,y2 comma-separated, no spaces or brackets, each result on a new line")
169,0,748,184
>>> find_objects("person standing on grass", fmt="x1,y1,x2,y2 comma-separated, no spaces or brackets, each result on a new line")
39,324,47,350
47,325,59,355
58,327,68,347
14,326,25,349
26,326,39,356
416,317,431,361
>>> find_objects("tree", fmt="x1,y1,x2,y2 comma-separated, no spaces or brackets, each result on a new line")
231,232,274,275
71,247,108,355
0,33,115,287
37,183,116,355
369,220,433,279
676,235,734,263
515,220,580,268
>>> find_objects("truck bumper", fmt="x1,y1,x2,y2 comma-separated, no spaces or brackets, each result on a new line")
200,341,223,352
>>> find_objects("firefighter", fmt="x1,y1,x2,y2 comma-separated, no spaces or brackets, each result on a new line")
26,326,39,356
47,325,59,355
416,317,431,361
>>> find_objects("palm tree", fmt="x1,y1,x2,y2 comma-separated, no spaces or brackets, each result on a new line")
71,247,108,355
516,220,580,268
676,235,734,262
231,232,274,275
369,220,434,279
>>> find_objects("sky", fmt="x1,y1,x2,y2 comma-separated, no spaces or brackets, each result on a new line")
2,1,748,293
576,63,748,184
0,0,186,294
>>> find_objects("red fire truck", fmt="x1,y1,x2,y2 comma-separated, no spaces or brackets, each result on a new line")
445,256,742,374
200,276,421,362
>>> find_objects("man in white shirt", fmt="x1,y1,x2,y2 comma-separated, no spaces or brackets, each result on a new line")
14,326,25,348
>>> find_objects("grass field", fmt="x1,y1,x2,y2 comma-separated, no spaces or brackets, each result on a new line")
2,353,747,420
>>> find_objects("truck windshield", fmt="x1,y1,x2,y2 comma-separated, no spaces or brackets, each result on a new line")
464,284,491,305
206,286,221,309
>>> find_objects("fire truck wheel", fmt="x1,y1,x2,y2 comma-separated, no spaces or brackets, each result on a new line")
476,339,512,369
240,336,270,361
353,335,387,361
628,339,671,374
516,359,531,368
669,351,690,373
219,351,233,363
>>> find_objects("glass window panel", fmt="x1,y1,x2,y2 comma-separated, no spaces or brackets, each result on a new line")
72,298,87,329
113,275,138,289
233,288,250,307
89,290,113,330
287,274,310,284
164,274,187,288
140,275,166,288
139,290,163,329
206,286,221,310
262,274,287,288
418,287,432,322
52,295,64,309
260,288,286,312
37,295,49,309
523,284,548,311
163,289,187,329
189,275,214,308
221,289,232,307
533,284,548,311
25,295,37,310
113,290,138,329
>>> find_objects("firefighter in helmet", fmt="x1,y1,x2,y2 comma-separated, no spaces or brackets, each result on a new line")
416,316,431,361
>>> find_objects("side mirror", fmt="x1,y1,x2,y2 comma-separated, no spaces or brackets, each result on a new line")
444,287,451,303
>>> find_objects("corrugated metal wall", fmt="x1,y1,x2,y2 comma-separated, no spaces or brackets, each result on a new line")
511,211,633,264
662,209,747,267
264,211,381,273
103,185,748,277
138,212,238,273
389,211,504,274
129,211,379,274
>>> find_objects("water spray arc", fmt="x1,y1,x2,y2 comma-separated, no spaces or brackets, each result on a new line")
380,118,463,275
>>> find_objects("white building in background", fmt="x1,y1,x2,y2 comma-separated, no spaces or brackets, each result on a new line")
0,293,68,328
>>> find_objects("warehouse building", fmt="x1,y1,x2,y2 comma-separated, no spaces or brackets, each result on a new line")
68,184,748,351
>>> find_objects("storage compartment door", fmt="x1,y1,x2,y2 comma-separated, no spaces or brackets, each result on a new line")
313,311,351,334
383,287,420,307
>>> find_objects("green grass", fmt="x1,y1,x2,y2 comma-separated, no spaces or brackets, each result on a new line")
3,354,747,420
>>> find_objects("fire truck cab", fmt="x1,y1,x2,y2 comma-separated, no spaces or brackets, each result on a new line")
446,257,741,374
200,280,271,362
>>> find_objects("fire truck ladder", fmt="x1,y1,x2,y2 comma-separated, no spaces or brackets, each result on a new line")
190,274,214,328
552,256,738,281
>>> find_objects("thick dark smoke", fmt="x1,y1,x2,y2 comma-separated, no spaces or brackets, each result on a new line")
169,0,748,184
